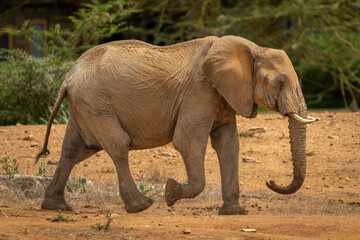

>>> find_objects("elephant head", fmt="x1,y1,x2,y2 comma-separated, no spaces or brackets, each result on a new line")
204,36,319,194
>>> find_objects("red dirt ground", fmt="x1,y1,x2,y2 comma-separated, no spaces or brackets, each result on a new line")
0,111,359,239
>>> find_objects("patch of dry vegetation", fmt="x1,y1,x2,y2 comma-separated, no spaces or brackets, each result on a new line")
1,175,359,216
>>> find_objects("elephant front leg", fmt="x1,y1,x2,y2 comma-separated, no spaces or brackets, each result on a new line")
165,119,210,207
210,117,247,215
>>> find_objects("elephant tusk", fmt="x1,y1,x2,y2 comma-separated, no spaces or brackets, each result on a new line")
288,113,320,124
306,116,320,121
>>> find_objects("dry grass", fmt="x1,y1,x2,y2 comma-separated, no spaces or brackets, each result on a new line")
136,163,168,183
1,175,359,216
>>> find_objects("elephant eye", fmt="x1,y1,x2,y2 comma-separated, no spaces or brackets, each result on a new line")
273,74,286,88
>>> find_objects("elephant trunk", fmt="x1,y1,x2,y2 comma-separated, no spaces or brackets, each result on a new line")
266,108,307,194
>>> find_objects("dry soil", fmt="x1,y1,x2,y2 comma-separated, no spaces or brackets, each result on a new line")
0,111,359,239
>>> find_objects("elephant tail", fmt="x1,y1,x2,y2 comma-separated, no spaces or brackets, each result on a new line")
35,83,67,163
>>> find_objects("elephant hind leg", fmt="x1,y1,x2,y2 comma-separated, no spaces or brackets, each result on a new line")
94,117,153,213
42,121,99,211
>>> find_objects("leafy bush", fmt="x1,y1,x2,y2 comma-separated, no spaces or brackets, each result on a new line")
0,0,138,125
0,50,72,125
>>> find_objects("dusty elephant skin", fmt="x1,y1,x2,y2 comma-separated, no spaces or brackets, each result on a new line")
37,35,318,215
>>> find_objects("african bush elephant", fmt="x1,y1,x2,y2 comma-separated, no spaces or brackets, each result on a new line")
37,35,318,215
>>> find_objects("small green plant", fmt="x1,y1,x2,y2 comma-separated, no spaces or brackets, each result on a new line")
0,156,19,177
92,211,113,230
37,161,47,176
306,152,314,156
239,131,255,138
51,210,69,222
139,182,155,196
66,177,87,193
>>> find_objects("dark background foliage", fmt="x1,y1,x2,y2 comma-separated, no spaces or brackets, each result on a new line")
0,0,359,125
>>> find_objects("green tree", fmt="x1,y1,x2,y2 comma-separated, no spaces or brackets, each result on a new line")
0,0,138,125
136,0,360,109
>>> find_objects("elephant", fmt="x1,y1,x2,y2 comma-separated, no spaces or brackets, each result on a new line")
36,35,319,215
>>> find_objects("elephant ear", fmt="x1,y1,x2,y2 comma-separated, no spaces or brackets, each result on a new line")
204,36,258,118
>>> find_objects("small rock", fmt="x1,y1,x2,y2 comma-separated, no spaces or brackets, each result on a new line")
182,229,191,234
47,159,57,165
324,185,330,188
111,214,120,219
192,211,201,216
158,222,163,226
241,228,257,233
339,186,344,189
305,186,310,189
328,135,340,140
160,152,173,157
242,156,255,163
30,142,38,147
249,126,266,132
23,135,34,141
345,177,351,181
171,211,176,215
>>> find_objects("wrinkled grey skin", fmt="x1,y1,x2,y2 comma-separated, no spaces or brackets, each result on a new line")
37,36,309,215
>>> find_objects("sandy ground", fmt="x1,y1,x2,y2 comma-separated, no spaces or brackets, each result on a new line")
0,111,359,239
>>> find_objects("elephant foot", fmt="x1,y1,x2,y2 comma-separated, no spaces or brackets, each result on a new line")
124,194,153,213
165,178,183,207
41,198,73,211
218,203,248,215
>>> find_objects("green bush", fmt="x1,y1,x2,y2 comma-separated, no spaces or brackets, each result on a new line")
0,0,138,125
0,50,72,125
